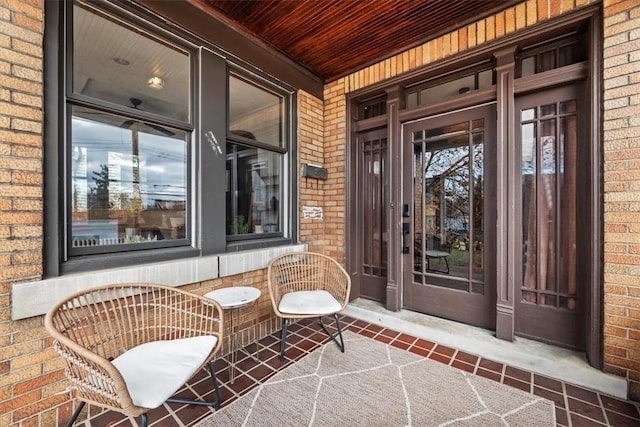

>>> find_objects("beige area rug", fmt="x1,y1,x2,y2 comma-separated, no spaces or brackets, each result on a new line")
197,331,555,426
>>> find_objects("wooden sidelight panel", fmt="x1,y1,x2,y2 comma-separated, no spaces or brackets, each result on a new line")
357,129,388,302
515,84,585,350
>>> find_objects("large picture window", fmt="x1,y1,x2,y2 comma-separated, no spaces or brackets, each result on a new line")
48,1,294,274
67,4,192,255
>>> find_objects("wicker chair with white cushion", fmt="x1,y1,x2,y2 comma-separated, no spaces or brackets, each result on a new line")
44,283,224,427
268,252,351,359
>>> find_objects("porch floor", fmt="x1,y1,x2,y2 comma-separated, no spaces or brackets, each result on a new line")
345,298,628,399
79,307,640,427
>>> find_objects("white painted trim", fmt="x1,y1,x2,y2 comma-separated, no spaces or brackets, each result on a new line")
11,244,306,320
218,244,306,277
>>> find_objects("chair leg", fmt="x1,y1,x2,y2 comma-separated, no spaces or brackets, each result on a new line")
319,314,345,353
165,360,222,409
66,401,85,427
279,318,289,360
67,366,221,427
208,360,222,409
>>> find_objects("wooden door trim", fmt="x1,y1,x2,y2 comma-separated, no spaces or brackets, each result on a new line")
494,46,517,341
385,86,403,312
346,5,601,369
346,96,360,300
587,9,603,370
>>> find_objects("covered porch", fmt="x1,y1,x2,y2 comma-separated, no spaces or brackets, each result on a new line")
3,0,640,425
74,303,639,426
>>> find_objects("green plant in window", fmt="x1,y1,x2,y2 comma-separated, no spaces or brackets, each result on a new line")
233,215,248,234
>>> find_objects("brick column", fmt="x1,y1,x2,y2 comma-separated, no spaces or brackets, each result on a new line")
602,0,640,402
0,1,70,425
298,90,326,252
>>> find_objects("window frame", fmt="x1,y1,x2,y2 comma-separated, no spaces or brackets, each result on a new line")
62,2,197,266
225,70,290,244
515,33,585,79
44,0,297,276
404,62,496,109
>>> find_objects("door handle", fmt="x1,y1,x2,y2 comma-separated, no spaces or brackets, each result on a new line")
402,222,410,254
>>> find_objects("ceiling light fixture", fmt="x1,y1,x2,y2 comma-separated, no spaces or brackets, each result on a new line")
113,57,130,66
147,76,164,89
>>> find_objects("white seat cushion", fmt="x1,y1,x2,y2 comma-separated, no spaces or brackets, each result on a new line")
112,335,217,409
279,290,342,316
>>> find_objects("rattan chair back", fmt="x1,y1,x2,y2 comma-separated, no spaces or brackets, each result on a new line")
44,283,223,418
267,252,351,320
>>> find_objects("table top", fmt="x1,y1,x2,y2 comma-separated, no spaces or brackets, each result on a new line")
205,286,261,309
425,250,450,258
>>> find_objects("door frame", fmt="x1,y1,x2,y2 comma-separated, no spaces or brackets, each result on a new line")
346,5,602,368
400,103,497,329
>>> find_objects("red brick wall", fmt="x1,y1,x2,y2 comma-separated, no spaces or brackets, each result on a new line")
0,0,44,284
602,0,640,402
297,85,348,263
298,91,328,253
0,0,53,425
321,83,348,263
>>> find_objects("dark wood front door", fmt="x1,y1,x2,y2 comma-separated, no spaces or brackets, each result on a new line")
514,84,585,350
402,105,496,328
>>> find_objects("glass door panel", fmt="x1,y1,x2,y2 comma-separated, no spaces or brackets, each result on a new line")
412,121,484,292
363,138,387,278
521,102,577,309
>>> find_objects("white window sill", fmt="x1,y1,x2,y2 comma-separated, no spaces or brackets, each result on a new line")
11,244,306,320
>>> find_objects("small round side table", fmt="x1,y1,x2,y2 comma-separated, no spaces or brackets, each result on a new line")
204,286,261,384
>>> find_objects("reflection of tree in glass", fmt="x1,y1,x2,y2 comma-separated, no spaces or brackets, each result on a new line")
424,147,471,232
90,164,110,219
471,144,484,249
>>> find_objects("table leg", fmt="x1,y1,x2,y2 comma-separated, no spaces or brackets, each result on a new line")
227,303,260,385
253,303,259,361
229,307,237,384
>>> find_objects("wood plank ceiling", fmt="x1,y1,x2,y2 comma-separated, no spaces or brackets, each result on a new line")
193,0,521,82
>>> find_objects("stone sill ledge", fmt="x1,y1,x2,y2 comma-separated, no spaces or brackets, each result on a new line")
11,244,306,320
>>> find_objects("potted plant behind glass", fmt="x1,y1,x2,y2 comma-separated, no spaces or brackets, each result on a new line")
233,215,248,234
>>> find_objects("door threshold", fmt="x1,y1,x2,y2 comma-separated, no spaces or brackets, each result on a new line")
344,297,627,400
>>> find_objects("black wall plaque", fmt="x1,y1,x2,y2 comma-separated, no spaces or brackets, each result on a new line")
302,164,328,180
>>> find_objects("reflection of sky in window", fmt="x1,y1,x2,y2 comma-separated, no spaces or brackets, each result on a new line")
72,116,186,206
522,126,557,176
471,144,483,179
